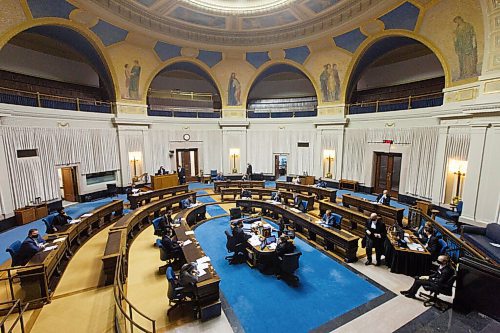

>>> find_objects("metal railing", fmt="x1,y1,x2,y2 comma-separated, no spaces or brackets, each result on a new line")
148,89,216,102
113,254,156,333
0,300,29,333
0,86,113,113
148,106,222,118
246,107,317,118
408,207,488,265
0,264,50,309
347,91,444,115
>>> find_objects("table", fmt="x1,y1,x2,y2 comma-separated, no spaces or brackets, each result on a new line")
384,230,431,276
128,184,189,209
220,187,315,211
213,180,265,193
342,194,404,226
276,181,337,202
236,199,359,262
340,179,359,191
243,219,277,270
319,200,367,238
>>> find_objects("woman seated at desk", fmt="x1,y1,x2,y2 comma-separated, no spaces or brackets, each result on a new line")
179,262,199,297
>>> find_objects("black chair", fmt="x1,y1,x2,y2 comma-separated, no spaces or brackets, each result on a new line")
225,230,246,264
210,170,217,183
107,183,118,197
418,274,456,311
166,267,198,318
6,241,22,267
230,207,242,220
42,214,57,234
277,251,302,286
157,239,183,273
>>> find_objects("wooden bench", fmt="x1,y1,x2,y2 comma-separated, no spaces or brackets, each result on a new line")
213,180,265,193
339,179,359,191
342,194,404,226
276,181,337,202
220,187,315,211
127,184,189,209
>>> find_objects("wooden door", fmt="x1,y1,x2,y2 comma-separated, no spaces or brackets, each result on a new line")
61,167,78,202
274,155,280,178
374,153,402,197
176,149,199,182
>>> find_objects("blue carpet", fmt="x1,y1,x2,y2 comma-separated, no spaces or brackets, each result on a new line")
195,216,383,333
194,191,228,216
188,182,213,190
265,180,276,188
0,194,128,264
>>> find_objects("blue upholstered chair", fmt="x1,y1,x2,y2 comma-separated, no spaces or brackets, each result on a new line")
166,267,197,317
300,200,308,212
152,216,165,236
438,238,448,255
445,201,463,225
277,252,302,286
210,170,217,182
331,213,343,229
43,214,57,234
6,241,22,267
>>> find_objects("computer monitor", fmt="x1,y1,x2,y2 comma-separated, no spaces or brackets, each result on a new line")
265,235,276,245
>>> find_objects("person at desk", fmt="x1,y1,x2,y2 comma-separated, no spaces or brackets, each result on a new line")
322,210,340,228
53,208,72,231
292,176,301,185
18,229,46,266
157,166,167,175
271,191,282,203
423,227,440,261
177,165,186,184
181,197,194,209
161,230,183,256
215,172,225,181
233,220,251,245
292,193,301,208
273,235,296,274
246,163,253,180
179,262,199,296
158,210,174,236
241,174,248,181
240,188,252,199
417,221,433,243
315,178,327,188
376,190,391,205
365,213,386,266
401,255,454,299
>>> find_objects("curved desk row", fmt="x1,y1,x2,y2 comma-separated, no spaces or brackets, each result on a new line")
319,200,368,238
128,184,189,209
236,199,359,262
14,200,124,309
276,182,337,202
214,180,265,193
220,187,315,211
102,192,196,284
342,194,404,226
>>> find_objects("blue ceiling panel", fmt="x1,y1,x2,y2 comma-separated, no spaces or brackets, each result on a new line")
379,2,420,31
90,20,128,47
284,46,311,64
27,0,76,19
197,50,222,67
246,52,271,68
333,28,367,53
154,42,182,61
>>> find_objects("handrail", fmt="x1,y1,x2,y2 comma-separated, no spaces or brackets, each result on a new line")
148,106,221,113
0,264,50,306
148,89,217,101
0,300,28,333
347,91,443,114
0,85,112,105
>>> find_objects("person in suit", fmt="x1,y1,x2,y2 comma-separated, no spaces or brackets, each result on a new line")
292,193,301,208
275,235,295,257
241,174,248,181
161,231,183,256
232,220,251,245
401,255,455,299
417,221,433,243
158,210,174,236
423,227,440,261
246,163,253,180
277,217,288,236
177,165,186,184
315,178,327,188
376,190,391,205
52,208,72,231
215,172,224,181
365,213,387,266
322,210,335,226
240,188,252,199
181,197,193,209
272,191,282,203
179,262,199,296
17,229,46,266
157,166,166,175
292,176,301,185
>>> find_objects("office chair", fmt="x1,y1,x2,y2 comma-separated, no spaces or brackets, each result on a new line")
419,274,456,311
210,170,217,183
230,207,242,220
166,267,198,318
224,230,246,264
445,201,463,226
43,214,57,234
277,251,302,286
152,216,165,236
331,213,342,229
157,239,183,273
438,238,449,255
106,183,118,197
6,241,22,267
299,200,308,212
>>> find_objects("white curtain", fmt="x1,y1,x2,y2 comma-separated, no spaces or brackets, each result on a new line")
2,126,120,208
321,131,340,177
342,129,367,181
444,132,470,161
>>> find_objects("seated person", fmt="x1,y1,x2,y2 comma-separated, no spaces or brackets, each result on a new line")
158,211,174,235
232,220,251,245
273,235,296,273
400,255,454,299
292,176,301,185
240,188,252,199
215,172,225,181
423,226,440,261
416,221,433,242
277,217,288,236
181,197,194,209
17,229,46,266
315,178,327,188
271,191,282,203
376,190,391,205
179,262,199,296
157,166,166,175
241,174,248,181
292,193,301,208
161,231,183,255
53,208,72,231
322,210,340,228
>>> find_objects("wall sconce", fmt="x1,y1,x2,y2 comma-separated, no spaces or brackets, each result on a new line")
323,150,335,178
229,148,240,173
449,159,467,201
129,151,142,177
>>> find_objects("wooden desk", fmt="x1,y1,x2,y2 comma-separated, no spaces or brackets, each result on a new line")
319,200,367,238
384,231,431,276
220,187,315,211
214,180,265,193
340,179,359,192
276,182,337,202
128,184,189,209
342,194,404,226
101,229,127,285
244,219,277,269
151,174,179,190
236,199,359,262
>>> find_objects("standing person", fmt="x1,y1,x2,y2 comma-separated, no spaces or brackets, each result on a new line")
320,64,330,102
365,213,386,266
332,63,341,100
246,163,253,180
177,165,186,184
228,73,241,105
124,64,131,98
453,16,478,79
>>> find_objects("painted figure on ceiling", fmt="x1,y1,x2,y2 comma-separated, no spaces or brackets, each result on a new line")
320,63,341,102
123,64,131,99
320,64,330,102
129,59,141,99
453,16,478,80
228,72,241,106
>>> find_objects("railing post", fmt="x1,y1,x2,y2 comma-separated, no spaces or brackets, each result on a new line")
408,95,412,110
76,98,80,111
129,306,134,333
36,92,41,107
375,101,379,112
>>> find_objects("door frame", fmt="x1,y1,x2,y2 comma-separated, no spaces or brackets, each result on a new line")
374,152,402,197
176,148,199,182
59,166,79,202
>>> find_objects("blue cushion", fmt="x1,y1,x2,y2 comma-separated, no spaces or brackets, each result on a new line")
463,233,500,263
332,213,342,226
152,217,163,229
486,223,500,243
166,266,175,281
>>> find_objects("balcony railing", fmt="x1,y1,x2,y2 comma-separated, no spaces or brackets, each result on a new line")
0,86,112,113
148,106,222,118
347,92,444,115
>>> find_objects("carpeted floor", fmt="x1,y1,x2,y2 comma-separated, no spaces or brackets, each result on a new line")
195,215,384,333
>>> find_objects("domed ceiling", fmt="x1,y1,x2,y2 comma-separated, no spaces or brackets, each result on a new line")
82,0,397,46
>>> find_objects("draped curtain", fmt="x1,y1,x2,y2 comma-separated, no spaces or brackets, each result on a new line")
444,132,470,161
320,131,340,177
2,126,119,208
342,129,367,181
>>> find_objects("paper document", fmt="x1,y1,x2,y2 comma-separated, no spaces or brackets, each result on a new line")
197,256,211,263
407,243,424,252
81,213,93,218
69,219,80,224
490,242,500,248
316,220,322,224
183,240,192,246
43,245,58,252
53,237,66,243
185,231,195,235
268,243,277,250
290,208,301,213
197,262,209,270
197,269,207,277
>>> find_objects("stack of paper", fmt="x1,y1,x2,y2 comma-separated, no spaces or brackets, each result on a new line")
185,230,195,235
407,243,424,252
81,213,93,218
53,237,66,243
69,219,81,224
249,235,261,247
183,239,192,246
197,256,211,264
43,245,58,252
290,208,301,213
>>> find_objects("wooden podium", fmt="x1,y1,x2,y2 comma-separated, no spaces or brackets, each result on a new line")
150,174,179,190
300,176,315,185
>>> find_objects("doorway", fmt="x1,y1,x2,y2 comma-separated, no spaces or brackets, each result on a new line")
374,152,402,197
176,148,199,182
58,167,79,202
274,154,288,179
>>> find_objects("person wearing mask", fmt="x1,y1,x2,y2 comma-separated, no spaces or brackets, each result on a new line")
17,229,46,265
417,221,433,243
157,166,166,175
161,230,183,256
423,226,440,261
158,210,174,236
376,190,391,205
181,197,194,209
240,188,252,199
365,213,386,266
272,191,282,203
275,235,295,257
292,176,301,185
292,193,301,208
401,255,454,299
215,172,225,181
232,220,251,245
52,208,72,232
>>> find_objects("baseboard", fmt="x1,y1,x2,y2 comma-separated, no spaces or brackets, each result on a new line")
0,216,17,233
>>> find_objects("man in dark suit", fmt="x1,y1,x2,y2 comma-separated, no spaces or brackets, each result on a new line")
423,227,440,261
240,188,252,199
52,208,72,231
365,213,386,266
18,229,46,266
401,255,455,298
246,163,253,180
376,190,391,205
157,166,166,175
272,191,282,203
177,165,186,184
275,235,295,257
322,210,335,226
232,220,251,245
315,178,327,188
161,231,183,256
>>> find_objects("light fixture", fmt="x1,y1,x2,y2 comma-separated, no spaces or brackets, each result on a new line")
229,148,240,173
449,159,467,200
323,150,335,178
129,151,142,177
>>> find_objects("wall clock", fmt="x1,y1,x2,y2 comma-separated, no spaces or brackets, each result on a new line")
183,133,190,141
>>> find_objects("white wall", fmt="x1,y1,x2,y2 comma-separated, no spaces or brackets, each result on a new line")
357,53,444,91
0,43,100,87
